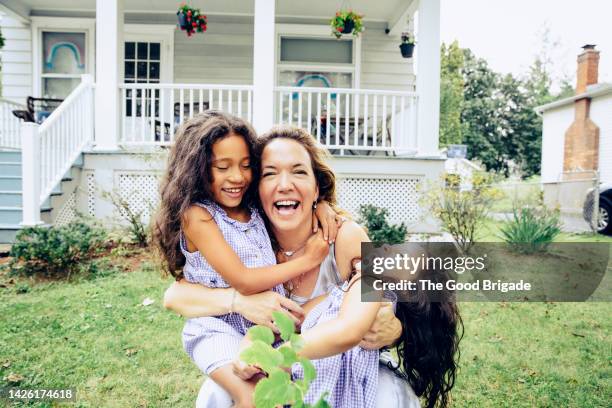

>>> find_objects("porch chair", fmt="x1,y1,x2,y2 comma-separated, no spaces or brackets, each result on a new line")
11,97,64,123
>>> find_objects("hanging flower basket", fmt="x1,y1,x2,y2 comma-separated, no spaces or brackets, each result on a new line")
330,10,364,39
399,33,415,58
177,3,208,37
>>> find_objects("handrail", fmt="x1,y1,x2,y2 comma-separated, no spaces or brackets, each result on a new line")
120,83,254,90
37,76,95,204
275,86,417,97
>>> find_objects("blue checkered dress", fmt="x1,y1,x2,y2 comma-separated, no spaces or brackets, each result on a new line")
292,282,380,408
181,201,284,375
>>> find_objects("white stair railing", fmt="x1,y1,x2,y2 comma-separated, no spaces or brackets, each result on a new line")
275,87,418,155
0,98,26,149
119,83,253,145
21,75,95,226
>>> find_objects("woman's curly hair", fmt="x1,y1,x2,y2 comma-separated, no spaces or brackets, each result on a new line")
152,111,258,278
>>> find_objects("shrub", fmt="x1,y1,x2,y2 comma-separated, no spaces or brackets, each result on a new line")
500,206,561,254
358,204,407,244
422,172,501,253
103,190,150,247
9,221,106,278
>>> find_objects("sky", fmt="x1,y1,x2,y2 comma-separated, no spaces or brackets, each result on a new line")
439,0,612,88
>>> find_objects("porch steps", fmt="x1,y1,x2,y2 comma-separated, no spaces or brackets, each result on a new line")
0,150,83,244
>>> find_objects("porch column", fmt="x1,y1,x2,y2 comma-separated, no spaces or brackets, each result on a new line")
252,0,275,133
94,0,124,150
416,0,441,157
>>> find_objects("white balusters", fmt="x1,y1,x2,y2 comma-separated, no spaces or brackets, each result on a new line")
272,87,417,155
119,84,254,145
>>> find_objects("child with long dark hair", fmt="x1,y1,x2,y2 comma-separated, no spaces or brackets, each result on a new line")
153,111,337,407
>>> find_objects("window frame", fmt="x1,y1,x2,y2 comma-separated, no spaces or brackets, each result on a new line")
275,24,361,89
31,17,95,98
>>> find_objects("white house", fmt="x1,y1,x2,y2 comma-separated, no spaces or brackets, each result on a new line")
0,0,444,243
537,45,612,233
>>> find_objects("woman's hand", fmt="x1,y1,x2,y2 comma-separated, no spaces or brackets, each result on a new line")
233,290,304,332
312,200,345,243
359,302,402,350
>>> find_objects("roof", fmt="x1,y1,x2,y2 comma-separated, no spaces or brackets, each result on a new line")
536,83,612,114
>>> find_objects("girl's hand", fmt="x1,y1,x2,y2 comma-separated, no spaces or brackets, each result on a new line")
304,230,330,265
359,302,402,350
232,359,262,381
233,291,304,332
312,200,345,243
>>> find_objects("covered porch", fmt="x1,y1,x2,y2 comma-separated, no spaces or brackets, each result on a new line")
0,0,442,236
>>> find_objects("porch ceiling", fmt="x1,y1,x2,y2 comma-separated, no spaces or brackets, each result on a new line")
3,0,415,25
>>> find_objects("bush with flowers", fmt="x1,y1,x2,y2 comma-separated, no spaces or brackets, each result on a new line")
177,3,208,37
330,9,364,39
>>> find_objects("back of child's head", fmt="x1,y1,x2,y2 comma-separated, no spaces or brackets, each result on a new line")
153,110,258,277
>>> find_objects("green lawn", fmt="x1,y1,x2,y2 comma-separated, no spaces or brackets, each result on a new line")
1,251,610,407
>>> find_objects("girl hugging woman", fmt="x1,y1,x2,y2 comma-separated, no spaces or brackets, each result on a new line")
153,111,339,407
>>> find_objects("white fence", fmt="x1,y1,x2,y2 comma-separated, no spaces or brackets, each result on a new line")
275,87,419,155
119,83,253,145
0,98,26,149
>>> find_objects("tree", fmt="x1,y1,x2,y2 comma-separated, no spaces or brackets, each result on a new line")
439,41,465,146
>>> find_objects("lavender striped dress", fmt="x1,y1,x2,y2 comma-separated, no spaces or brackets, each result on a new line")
181,201,284,375
292,282,380,408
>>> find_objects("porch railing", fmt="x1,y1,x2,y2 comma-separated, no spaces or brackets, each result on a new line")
275,87,419,155
20,75,95,226
0,98,26,149
37,78,95,204
119,83,253,145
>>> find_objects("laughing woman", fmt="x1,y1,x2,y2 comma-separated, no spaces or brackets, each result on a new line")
164,126,461,407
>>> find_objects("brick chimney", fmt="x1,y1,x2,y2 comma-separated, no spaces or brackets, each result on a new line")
562,45,600,177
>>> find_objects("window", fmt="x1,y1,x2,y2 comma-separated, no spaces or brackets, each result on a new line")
41,31,87,98
277,35,356,89
124,41,161,117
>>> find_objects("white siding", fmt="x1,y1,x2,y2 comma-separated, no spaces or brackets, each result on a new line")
541,105,573,184
591,94,612,184
173,20,415,91
1,16,32,104
173,20,253,84
360,30,415,91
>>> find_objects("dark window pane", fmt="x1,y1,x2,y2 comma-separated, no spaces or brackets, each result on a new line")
125,61,135,79
137,42,148,59
126,99,132,116
150,43,160,60
137,62,147,79
125,42,135,59
149,62,160,79
280,38,353,64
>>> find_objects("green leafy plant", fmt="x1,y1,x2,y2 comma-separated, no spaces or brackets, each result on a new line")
401,32,415,45
240,311,330,408
358,204,407,244
330,9,364,39
9,221,107,278
500,206,561,254
0,27,5,50
103,190,150,247
422,172,501,253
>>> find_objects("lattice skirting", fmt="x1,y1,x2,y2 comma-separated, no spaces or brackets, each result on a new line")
86,172,421,227
117,173,161,222
337,177,421,225
55,192,77,226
